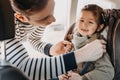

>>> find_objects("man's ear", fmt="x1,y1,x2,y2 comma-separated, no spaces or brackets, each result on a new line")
97,24,104,32
14,13,29,23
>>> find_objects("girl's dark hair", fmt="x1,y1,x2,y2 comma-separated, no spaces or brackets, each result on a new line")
9,0,48,16
81,4,106,26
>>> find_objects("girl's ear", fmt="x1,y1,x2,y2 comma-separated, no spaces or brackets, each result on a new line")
97,24,104,32
14,13,29,23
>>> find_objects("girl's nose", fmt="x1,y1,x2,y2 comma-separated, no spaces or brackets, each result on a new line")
83,23,88,28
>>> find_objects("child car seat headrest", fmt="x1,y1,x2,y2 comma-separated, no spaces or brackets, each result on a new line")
0,0,15,41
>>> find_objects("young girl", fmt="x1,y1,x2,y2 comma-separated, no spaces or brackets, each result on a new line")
59,4,114,80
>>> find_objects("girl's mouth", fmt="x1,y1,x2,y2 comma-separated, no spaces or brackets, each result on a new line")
81,29,89,32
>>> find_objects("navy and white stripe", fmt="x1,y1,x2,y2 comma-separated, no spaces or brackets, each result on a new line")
15,20,52,55
5,38,77,80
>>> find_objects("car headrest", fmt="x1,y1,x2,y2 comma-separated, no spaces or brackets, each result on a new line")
0,0,15,41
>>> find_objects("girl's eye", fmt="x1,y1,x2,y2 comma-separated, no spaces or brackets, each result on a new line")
89,21,93,24
80,20,84,22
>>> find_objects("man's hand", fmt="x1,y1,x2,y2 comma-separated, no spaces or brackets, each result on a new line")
50,40,73,56
74,39,106,63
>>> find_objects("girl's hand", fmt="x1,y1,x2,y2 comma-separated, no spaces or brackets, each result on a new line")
58,74,69,80
68,71,82,80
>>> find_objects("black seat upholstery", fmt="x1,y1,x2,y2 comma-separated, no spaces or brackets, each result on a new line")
0,0,15,40
0,66,29,80
105,9,120,80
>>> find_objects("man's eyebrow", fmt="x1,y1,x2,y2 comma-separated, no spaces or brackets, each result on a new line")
40,16,49,21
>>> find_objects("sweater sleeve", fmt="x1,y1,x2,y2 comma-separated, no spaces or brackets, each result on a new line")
15,19,52,56
5,39,77,80
83,53,114,80
27,26,52,56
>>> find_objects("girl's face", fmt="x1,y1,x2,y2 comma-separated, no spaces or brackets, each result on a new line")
77,11,98,37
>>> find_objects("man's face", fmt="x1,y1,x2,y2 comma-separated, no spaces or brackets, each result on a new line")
26,0,56,27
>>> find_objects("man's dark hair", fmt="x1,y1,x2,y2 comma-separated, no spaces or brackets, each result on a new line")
9,0,48,16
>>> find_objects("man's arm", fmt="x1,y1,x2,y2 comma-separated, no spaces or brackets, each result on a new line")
27,26,53,56
5,39,105,80
5,39,77,80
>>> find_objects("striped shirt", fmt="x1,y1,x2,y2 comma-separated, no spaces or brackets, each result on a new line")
15,19,50,55
4,20,77,80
